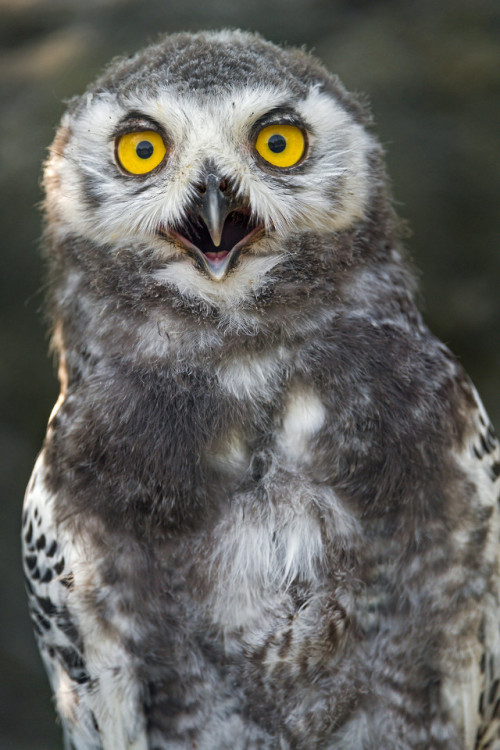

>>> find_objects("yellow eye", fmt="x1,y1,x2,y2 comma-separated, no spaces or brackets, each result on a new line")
255,124,306,168
115,130,167,175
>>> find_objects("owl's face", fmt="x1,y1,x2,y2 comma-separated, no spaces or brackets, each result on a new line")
45,31,376,308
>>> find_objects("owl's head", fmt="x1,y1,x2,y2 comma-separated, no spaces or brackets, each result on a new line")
44,30,395,316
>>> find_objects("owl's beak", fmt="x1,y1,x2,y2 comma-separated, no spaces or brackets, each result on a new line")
165,174,264,281
194,174,233,248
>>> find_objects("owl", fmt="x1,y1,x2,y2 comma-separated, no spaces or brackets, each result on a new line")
22,29,500,750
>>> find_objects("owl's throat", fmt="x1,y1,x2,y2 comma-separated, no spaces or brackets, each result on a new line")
167,209,264,280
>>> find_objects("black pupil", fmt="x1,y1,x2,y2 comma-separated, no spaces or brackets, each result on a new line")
268,134,287,154
136,140,154,159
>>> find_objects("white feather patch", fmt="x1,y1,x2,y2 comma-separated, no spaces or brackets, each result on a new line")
208,482,358,632
216,347,288,400
278,387,326,462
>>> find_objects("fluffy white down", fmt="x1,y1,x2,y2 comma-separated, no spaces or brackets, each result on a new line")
278,387,326,462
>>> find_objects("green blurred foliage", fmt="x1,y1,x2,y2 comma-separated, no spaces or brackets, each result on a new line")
0,1,498,746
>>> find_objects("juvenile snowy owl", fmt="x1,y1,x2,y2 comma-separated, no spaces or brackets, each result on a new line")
23,29,500,750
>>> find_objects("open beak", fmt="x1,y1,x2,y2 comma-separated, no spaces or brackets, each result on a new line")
162,174,264,280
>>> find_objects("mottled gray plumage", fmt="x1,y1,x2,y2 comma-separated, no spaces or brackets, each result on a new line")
23,30,500,749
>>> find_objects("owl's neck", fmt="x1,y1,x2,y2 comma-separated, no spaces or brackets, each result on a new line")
46,218,419,385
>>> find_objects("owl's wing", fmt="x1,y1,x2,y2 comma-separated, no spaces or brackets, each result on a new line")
22,452,102,750
444,386,500,750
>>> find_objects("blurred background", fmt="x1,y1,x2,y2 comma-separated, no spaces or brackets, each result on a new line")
0,0,498,746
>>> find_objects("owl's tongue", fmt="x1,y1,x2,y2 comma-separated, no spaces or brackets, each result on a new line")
203,250,229,265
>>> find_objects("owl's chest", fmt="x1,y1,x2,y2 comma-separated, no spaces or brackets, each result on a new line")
51,371,364,740
74,486,358,708
47,354,336,532
66,496,358,748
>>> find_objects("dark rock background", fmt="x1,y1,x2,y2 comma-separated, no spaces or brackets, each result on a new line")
0,0,498,747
